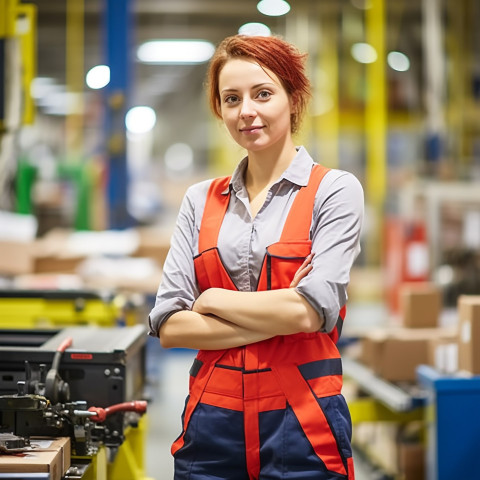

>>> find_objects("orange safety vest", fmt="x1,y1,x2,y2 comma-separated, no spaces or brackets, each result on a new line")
171,165,353,480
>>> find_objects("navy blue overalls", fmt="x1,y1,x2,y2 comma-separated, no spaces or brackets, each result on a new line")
172,165,355,480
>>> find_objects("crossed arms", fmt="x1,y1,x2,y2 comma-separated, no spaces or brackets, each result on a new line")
159,254,324,350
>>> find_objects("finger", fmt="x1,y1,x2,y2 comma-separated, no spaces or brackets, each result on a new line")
297,253,314,271
290,263,313,287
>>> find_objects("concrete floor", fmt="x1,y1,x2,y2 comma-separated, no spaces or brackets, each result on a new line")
143,340,382,480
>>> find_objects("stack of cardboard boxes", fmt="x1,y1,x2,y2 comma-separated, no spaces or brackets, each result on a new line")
361,284,480,380
360,283,458,382
356,284,480,480
0,212,171,294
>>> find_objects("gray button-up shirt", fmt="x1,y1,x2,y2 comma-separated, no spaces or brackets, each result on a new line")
148,146,364,337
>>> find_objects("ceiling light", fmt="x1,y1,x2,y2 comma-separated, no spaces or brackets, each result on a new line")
42,92,82,116
257,0,291,17
387,51,410,72
86,65,110,89
238,22,271,36
125,106,156,134
31,77,57,99
351,42,378,64
137,40,215,65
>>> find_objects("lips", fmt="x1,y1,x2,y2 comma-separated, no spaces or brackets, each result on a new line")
240,125,265,133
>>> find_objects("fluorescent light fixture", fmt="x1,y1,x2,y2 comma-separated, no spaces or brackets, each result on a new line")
42,92,82,116
238,22,271,36
31,77,57,99
257,0,291,17
387,51,410,72
351,42,378,64
125,106,156,134
137,40,215,64
86,65,110,89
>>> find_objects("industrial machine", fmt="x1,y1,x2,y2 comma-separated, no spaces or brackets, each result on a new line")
0,325,151,479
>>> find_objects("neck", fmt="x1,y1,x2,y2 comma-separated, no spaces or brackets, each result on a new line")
244,138,297,194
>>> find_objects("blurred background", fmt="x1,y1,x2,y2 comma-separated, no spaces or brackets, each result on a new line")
1,1,480,479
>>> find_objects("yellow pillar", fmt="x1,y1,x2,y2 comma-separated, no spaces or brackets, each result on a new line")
65,0,85,160
313,8,339,169
16,3,37,124
365,0,386,264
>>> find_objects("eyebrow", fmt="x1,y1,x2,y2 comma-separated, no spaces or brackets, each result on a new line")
220,82,276,94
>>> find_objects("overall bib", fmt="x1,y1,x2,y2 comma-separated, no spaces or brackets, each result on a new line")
172,165,355,480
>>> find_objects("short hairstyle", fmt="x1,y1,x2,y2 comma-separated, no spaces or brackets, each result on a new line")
206,35,311,134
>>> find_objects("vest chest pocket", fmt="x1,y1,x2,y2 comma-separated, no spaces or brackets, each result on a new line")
258,240,312,291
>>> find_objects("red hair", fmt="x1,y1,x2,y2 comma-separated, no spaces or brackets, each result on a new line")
206,35,311,134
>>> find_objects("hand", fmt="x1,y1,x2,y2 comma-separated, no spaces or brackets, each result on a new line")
290,253,314,288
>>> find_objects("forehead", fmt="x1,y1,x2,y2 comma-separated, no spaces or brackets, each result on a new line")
218,58,282,89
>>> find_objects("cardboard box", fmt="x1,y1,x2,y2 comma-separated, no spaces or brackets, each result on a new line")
0,240,35,275
32,229,85,274
376,332,430,382
0,447,62,479
360,330,386,369
458,295,480,374
362,327,456,382
398,442,425,480
31,437,71,475
0,211,38,275
400,282,442,328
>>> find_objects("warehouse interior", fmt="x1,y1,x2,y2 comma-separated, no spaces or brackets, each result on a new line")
1,0,480,479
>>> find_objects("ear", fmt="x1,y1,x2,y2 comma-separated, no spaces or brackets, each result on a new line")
289,92,298,115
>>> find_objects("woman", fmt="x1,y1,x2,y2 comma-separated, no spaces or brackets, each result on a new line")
149,34,363,480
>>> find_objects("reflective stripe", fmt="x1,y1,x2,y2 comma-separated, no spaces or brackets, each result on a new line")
189,358,203,378
298,358,343,380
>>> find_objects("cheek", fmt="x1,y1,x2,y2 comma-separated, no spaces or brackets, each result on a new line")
221,113,238,132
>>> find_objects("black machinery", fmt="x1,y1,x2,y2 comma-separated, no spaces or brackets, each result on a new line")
0,325,149,479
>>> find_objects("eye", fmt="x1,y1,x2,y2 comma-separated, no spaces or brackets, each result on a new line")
257,90,272,100
223,95,240,105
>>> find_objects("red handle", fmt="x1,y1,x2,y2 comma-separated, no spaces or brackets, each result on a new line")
88,400,147,423
57,337,73,352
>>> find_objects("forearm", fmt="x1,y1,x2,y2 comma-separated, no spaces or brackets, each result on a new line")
193,288,324,336
159,309,274,350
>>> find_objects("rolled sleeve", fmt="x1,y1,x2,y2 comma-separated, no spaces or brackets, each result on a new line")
295,171,364,333
148,182,208,337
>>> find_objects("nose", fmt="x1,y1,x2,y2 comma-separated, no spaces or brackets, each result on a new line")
240,98,256,118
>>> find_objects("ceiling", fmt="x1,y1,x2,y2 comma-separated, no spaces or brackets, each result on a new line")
31,0,298,104
24,0,428,161
27,0,314,154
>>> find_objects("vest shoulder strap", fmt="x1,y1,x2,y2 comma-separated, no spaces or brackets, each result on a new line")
198,164,330,250
198,176,231,253
280,164,330,242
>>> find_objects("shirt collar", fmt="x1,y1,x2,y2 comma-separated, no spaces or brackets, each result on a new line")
224,146,314,195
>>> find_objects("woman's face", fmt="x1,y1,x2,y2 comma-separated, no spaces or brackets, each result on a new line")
217,58,294,153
